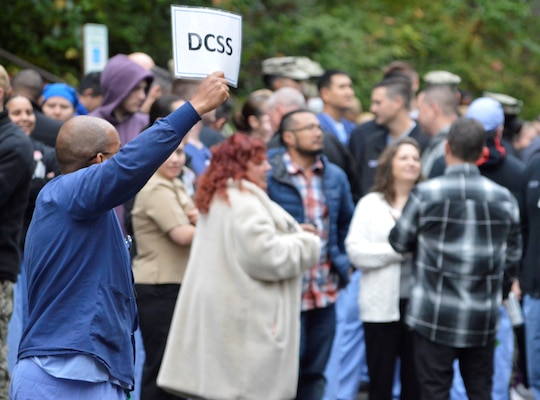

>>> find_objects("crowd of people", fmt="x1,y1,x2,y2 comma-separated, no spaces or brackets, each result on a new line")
1,51,540,400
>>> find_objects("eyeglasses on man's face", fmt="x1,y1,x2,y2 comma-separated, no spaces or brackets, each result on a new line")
86,151,113,163
288,123,322,133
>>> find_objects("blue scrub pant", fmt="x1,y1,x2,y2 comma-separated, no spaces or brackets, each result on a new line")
523,295,540,399
10,358,126,400
323,271,368,400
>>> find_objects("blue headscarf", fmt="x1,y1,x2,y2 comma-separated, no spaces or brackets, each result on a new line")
42,83,87,115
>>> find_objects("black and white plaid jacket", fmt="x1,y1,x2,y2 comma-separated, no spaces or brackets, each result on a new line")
389,163,522,348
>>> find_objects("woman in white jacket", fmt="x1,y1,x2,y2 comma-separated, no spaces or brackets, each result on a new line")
158,133,321,400
345,137,422,400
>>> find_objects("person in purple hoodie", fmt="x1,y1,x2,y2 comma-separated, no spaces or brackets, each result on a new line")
90,54,154,229
90,54,154,147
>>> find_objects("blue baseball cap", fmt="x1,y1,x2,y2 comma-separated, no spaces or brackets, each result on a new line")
465,97,504,132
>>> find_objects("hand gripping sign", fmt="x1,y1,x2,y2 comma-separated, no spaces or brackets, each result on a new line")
171,5,242,87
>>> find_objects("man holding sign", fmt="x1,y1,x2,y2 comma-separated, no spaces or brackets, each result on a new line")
10,72,229,400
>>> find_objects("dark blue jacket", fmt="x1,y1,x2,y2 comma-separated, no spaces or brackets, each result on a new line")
267,149,354,286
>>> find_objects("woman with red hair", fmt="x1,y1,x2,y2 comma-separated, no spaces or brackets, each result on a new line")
158,133,321,400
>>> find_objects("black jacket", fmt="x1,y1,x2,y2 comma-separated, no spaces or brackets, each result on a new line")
21,138,61,247
0,111,34,281
31,108,63,148
520,156,540,297
348,120,383,172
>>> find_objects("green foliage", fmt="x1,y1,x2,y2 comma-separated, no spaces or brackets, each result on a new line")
1,0,540,118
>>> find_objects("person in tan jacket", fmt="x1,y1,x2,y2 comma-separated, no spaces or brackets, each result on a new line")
158,133,321,400
132,144,196,400
131,94,197,400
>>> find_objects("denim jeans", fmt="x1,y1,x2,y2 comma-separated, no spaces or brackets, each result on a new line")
523,295,540,399
297,304,336,400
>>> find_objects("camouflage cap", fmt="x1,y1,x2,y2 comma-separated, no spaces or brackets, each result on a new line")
423,70,462,85
483,91,523,115
295,57,324,78
262,56,323,80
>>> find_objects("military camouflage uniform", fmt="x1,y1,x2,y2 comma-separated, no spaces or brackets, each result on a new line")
0,280,13,400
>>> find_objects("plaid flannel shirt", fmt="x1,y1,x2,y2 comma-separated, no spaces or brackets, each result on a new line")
389,164,522,347
283,153,339,310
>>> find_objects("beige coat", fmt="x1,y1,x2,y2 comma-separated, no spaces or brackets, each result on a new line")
157,179,321,400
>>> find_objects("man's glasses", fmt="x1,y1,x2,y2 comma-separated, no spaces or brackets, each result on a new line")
86,151,113,162
288,123,322,133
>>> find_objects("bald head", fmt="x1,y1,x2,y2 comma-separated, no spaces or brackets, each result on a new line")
128,52,155,71
268,87,306,110
11,69,43,102
420,84,459,116
267,87,307,131
56,116,120,174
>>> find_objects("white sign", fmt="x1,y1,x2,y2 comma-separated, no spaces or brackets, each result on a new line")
83,24,108,74
171,5,242,87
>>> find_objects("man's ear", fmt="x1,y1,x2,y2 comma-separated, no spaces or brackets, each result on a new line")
432,101,441,116
95,152,107,164
247,115,259,131
82,88,94,97
394,95,405,110
319,87,330,103
214,116,227,131
282,130,294,146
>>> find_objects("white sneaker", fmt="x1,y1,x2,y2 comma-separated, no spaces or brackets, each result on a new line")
510,384,535,400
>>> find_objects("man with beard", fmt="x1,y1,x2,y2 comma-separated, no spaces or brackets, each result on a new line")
266,87,361,202
267,109,354,400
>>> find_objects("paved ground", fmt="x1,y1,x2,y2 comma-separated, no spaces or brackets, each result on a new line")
357,390,368,400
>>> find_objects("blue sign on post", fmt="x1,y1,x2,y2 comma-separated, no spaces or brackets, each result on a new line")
83,24,109,74
92,47,101,64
